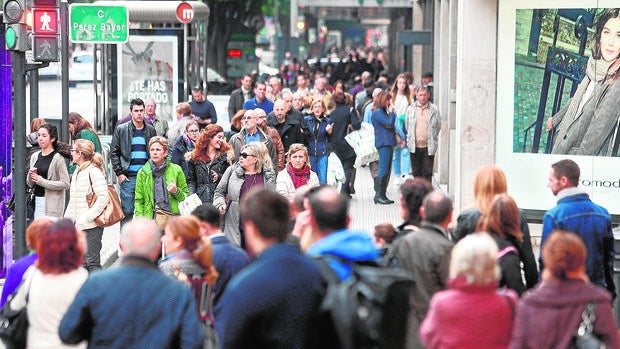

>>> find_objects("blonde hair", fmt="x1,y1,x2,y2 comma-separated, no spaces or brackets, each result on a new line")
241,142,273,172
449,232,500,285
74,139,105,173
286,143,310,168
473,165,508,215
165,216,219,285
149,136,169,150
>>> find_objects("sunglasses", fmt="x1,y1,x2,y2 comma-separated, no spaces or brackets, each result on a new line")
240,152,256,159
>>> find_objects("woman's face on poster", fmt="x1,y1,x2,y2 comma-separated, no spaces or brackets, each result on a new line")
600,17,620,62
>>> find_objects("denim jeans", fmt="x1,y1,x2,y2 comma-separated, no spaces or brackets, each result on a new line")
377,146,393,177
392,144,411,176
119,175,137,216
84,226,104,271
310,154,329,184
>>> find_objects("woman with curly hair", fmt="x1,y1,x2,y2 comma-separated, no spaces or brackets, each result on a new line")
187,124,234,204
9,219,88,348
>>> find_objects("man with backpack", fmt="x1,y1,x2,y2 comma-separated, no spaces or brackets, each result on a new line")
389,190,454,349
300,186,412,349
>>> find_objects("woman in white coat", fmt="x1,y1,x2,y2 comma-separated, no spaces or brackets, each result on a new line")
276,143,319,201
64,139,109,271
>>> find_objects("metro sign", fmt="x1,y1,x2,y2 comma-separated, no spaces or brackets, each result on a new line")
176,2,193,24
32,8,59,34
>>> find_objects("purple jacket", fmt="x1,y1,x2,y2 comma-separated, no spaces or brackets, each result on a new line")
509,278,619,349
0,253,37,307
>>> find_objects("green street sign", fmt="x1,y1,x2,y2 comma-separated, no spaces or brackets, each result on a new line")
69,4,128,43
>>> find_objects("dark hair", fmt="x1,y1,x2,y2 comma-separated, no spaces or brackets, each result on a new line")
423,72,433,79
192,204,222,227
306,185,348,232
129,98,145,111
592,9,620,60
476,194,523,241
374,223,396,243
333,91,347,105
192,124,231,162
542,230,587,280
400,177,434,226
551,159,580,186
422,191,453,224
38,123,59,149
69,112,100,144
37,218,83,274
240,188,290,242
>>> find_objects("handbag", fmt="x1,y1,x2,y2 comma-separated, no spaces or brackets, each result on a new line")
573,302,605,349
154,208,179,230
7,187,35,213
86,173,125,227
0,268,35,349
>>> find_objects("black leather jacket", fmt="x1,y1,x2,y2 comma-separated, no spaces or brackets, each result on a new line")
110,121,156,176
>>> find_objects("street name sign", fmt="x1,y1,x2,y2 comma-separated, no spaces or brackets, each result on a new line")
69,4,128,43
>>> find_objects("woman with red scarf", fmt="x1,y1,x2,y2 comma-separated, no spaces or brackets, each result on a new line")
276,143,319,201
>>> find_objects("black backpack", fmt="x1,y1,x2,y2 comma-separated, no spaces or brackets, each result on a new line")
313,255,414,349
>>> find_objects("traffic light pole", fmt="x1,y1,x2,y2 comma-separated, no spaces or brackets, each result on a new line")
12,50,28,258
60,0,68,143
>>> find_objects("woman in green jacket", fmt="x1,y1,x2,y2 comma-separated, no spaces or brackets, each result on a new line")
135,136,189,221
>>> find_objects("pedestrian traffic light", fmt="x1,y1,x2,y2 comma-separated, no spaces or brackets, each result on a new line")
31,0,59,61
3,0,29,51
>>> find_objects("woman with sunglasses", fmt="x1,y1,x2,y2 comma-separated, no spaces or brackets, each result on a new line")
134,136,189,223
187,124,234,204
213,142,276,247
171,120,200,177
64,139,109,271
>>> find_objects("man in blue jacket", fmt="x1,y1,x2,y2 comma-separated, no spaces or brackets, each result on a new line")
541,159,615,298
59,218,204,348
214,188,323,349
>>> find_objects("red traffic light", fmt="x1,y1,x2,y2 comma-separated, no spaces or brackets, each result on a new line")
227,49,242,58
32,8,58,34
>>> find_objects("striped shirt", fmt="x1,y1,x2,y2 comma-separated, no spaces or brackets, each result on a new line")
127,128,148,176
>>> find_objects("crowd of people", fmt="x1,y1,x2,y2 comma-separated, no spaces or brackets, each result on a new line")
6,15,620,347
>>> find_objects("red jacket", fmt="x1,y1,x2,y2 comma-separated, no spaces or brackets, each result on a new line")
419,275,517,349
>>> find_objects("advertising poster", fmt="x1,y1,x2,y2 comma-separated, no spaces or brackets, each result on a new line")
497,0,620,215
117,35,178,124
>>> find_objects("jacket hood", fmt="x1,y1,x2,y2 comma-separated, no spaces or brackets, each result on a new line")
522,279,611,307
306,229,379,262
27,132,39,146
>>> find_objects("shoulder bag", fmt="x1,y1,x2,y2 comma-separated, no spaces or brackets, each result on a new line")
87,173,125,227
0,268,35,349
573,302,605,349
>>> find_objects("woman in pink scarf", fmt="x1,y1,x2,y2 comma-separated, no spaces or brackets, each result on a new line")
276,143,319,201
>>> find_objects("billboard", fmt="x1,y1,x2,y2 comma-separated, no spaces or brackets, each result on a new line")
117,35,179,124
497,1,620,215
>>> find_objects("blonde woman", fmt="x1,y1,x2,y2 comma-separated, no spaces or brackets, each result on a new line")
134,136,189,219
213,142,276,247
420,233,517,348
276,143,319,201
65,139,109,271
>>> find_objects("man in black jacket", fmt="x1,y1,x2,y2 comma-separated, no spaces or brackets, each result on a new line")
110,98,156,226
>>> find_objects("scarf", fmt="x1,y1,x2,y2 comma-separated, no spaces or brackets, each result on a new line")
286,163,311,189
562,56,619,123
151,159,171,211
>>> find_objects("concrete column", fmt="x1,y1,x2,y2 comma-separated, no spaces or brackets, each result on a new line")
452,0,498,213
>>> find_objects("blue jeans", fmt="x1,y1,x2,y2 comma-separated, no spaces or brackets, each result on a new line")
392,144,411,176
377,147,393,177
310,154,329,184
119,175,137,215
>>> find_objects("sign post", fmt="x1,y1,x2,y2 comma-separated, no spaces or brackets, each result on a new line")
69,4,128,43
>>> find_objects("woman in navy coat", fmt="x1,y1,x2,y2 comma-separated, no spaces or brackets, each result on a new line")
371,90,396,204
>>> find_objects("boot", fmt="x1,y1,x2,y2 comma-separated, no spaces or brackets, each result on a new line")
381,176,394,204
374,177,391,204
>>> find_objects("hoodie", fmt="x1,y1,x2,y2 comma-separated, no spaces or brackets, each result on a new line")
306,229,379,281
